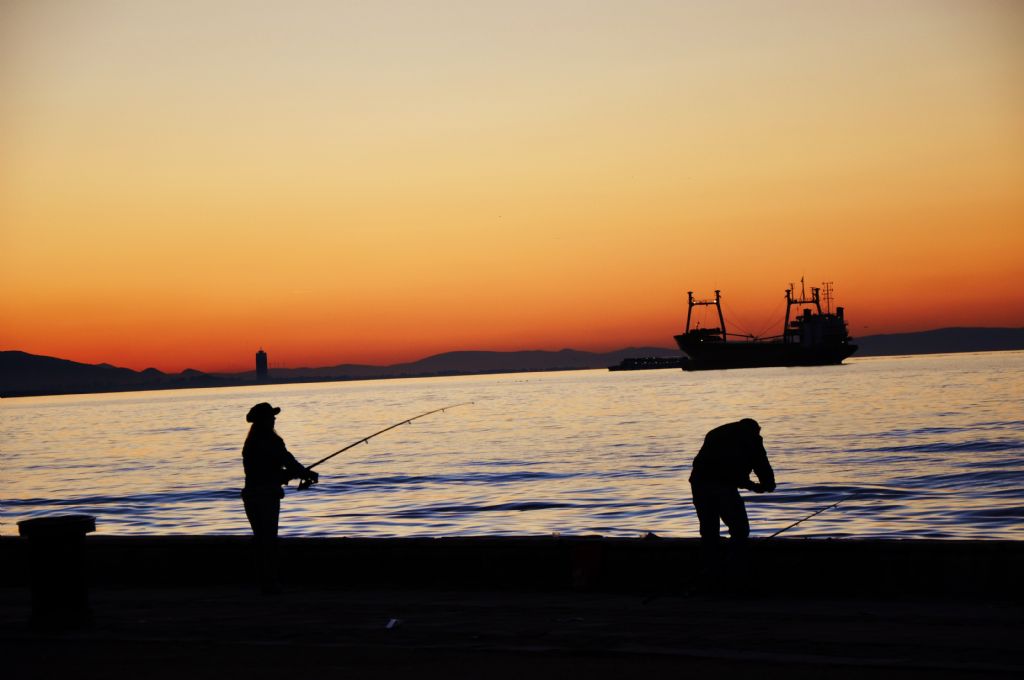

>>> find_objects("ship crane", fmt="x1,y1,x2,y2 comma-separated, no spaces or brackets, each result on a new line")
684,291,760,342
685,290,727,337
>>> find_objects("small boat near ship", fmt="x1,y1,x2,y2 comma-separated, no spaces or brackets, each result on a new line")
674,281,857,371
607,356,683,371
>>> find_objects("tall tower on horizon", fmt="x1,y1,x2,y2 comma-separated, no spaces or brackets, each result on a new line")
256,348,268,378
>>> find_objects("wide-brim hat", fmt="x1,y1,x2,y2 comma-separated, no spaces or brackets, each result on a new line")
246,402,281,423
738,418,761,432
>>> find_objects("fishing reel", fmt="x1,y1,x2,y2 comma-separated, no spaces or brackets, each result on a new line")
297,469,319,491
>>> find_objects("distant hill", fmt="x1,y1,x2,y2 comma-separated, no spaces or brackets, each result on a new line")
0,351,224,397
263,347,682,380
854,327,1024,356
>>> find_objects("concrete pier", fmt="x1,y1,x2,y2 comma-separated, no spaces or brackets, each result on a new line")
1,536,1021,678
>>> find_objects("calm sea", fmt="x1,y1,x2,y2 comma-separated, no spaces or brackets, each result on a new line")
2,352,1023,540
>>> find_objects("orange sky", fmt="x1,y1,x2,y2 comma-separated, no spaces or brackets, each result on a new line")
2,1,1022,373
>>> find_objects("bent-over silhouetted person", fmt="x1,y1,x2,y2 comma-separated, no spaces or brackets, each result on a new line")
241,402,318,593
689,418,775,588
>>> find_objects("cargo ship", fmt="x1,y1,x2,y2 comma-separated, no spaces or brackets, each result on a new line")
674,281,857,370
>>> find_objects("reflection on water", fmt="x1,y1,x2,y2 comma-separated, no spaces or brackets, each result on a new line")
2,352,1023,539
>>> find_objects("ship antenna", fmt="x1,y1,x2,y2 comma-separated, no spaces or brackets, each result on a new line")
822,281,834,314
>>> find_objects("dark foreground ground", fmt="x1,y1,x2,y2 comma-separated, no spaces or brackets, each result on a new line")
2,536,1022,678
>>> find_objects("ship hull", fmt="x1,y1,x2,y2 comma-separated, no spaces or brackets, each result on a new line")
674,334,857,371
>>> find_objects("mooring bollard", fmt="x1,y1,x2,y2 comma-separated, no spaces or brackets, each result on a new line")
17,514,96,629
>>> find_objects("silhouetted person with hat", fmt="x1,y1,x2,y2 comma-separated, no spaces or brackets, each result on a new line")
689,418,775,592
242,402,318,593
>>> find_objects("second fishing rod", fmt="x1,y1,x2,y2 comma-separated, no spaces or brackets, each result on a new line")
295,402,474,490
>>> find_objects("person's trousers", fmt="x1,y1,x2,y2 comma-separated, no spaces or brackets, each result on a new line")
690,482,751,589
243,492,281,591
690,482,749,541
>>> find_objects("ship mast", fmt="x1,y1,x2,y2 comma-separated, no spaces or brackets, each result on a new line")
822,281,834,314
784,285,793,341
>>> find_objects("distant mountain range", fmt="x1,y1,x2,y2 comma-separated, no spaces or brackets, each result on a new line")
2,327,1022,397
258,347,680,381
0,347,678,397
853,327,1024,357
0,351,226,397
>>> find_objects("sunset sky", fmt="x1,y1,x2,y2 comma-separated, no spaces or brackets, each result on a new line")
2,1,1022,373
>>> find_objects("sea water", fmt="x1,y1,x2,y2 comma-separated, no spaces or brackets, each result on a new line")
2,352,1023,539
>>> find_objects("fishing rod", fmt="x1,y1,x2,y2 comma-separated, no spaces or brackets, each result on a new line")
296,402,473,489
767,495,849,539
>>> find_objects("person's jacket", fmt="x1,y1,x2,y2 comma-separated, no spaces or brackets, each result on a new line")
689,420,776,491
242,428,307,497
